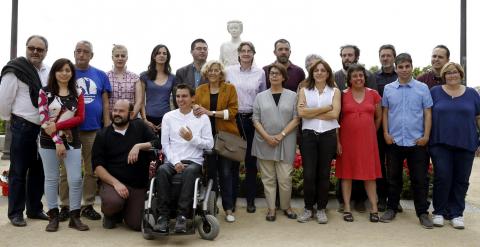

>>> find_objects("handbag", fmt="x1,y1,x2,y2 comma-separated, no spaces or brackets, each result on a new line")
214,130,247,162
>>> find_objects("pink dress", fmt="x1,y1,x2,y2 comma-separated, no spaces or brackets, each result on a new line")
335,88,382,180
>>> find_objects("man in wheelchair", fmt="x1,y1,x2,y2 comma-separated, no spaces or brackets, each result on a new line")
132,84,214,233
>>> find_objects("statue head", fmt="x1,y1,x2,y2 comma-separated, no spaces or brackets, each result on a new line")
227,20,243,38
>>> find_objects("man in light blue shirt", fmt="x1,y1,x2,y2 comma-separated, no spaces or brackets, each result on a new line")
380,53,434,229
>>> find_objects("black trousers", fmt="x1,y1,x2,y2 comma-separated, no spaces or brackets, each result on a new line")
386,144,430,216
156,163,201,217
236,113,257,204
301,129,337,210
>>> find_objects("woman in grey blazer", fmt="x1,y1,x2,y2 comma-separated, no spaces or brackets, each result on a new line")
252,63,300,222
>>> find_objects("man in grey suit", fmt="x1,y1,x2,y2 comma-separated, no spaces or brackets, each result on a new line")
174,38,209,89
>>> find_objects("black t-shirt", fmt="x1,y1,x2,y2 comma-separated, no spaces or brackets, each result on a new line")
272,93,282,106
209,93,219,134
92,119,155,188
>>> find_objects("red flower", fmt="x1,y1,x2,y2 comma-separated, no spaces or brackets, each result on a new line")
294,153,302,169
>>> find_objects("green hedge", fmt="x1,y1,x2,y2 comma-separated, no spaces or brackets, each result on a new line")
0,121,5,135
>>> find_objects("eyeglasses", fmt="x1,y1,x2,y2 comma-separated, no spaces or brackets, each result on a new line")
27,46,46,53
269,71,281,77
445,70,459,75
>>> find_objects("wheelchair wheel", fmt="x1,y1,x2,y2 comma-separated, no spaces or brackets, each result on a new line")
141,212,155,240
197,214,220,240
207,191,217,216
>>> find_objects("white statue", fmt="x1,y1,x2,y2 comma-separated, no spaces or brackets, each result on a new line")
219,20,243,67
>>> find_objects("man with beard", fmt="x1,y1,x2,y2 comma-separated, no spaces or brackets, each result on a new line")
0,35,50,226
416,45,450,89
334,44,377,213
334,44,377,91
92,99,155,230
263,39,305,92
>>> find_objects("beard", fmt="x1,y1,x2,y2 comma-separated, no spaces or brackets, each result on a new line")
277,56,289,64
113,115,129,127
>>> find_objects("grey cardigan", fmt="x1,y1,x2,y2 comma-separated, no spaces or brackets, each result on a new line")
252,89,297,164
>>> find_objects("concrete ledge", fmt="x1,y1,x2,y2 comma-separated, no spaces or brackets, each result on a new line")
0,135,4,151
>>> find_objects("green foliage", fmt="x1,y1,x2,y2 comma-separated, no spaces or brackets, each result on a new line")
0,121,5,135
413,65,432,78
369,65,379,74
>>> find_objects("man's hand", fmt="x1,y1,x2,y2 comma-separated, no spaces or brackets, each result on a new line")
55,143,67,159
415,136,429,146
174,162,185,173
113,181,129,199
44,121,57,135
384,132,395,145
128,144,140,164
179,126,193,141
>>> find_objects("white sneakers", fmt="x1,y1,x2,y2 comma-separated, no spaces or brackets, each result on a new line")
432,214,444,227
225,214,235,223
316,209,328,224
451,217,465,229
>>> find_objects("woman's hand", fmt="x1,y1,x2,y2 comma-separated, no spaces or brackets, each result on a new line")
193,104,209,118
55,143,67,160
266,135,279,147
337,142,342,156
44,121,57,135
384,132,394,145
144,119,159,133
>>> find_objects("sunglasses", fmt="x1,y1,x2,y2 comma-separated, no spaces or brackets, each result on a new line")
27,46,46,53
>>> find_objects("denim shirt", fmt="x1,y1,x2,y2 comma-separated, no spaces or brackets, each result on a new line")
382,79,433,147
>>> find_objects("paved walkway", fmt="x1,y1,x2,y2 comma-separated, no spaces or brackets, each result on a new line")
1,156,479,247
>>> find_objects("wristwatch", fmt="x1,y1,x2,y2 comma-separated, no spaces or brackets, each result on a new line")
281,131,286,137
211,111,216,116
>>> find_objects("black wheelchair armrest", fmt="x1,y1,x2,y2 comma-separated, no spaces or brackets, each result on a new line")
203,149,214,156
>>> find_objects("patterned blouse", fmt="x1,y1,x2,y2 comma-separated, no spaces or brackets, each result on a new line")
107,70,140,113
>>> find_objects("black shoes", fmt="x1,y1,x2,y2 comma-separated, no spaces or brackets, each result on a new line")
58,206,70,222
284,210,297,219
69,209,90,231
246,202,256,213
103,213,123,229
153,216,169,233
27,211,49,221
10,216,27,227
174,215,187,233
46,208,59,232
81,205,101,220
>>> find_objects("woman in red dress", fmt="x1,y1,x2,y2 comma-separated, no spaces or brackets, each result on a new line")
336,64,382,222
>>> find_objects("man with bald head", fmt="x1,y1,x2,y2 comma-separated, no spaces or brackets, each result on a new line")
92,99,155,230
0,35,50,226
58,40,112,221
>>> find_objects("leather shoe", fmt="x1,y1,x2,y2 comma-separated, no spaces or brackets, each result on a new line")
284,210,297,219
246,203,256,213
10,216,27,227
266,214,276,222
27,211,49,221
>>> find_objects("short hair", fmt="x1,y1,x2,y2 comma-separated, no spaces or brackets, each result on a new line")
175,83,195,97
340,45,360,58
190,38,207,51
237,41,256,54
434,44,450,59
304,54,323,70
26,35,48,50
76,40,93,52
112,44,127,54
346,64,368,88
306,59,335,89
395,53,413,67
274,39,290,50
440,62,465,81
201,60,226,82
268,63,289,87
227,20,243,32
378,44,396,57
114,99,134,112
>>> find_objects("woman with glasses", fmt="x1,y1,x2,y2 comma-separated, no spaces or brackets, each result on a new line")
194,60,240,223
429,62,480,229
252,63,299,221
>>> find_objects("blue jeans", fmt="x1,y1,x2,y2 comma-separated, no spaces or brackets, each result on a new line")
39,147,83,210
430,144,474,219
8,115,44,219
218,156,239,211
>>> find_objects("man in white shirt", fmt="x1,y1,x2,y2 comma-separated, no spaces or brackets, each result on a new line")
0,35,50,226
132,83,213,233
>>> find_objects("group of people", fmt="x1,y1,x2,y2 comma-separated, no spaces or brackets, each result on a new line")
0,33,478,235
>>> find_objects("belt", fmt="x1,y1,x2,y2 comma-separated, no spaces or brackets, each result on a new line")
303,129,336,135
237,112,253,117
11,114,39,127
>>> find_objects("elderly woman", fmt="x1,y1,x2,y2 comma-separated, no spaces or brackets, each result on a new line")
140,44,175,134
252,63,299,221
335,64,382,222
107,44,143,116
297,59,341,224
429,62,480,229
194,60,240,223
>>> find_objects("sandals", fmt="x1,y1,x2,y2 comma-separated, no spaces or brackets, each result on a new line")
343,212,354,222
370,212,379,223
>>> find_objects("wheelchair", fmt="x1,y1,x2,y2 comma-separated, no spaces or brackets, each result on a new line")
141,149,220,241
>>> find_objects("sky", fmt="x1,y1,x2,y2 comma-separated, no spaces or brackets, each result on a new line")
0,0,478,86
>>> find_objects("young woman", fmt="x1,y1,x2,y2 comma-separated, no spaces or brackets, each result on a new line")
38,58,88,232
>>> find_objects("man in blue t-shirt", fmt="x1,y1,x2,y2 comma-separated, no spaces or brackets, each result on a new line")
58,40,111,221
